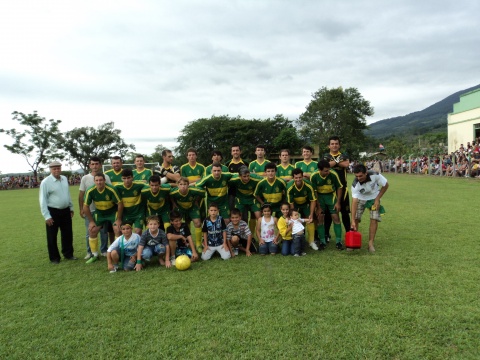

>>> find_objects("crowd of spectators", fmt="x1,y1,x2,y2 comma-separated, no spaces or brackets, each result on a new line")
0,173,82,190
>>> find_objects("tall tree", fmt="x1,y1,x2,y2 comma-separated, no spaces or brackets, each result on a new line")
297,87,374,158
0,111,63,178
176,114,297,164
59,122,135,173
150,144,168,164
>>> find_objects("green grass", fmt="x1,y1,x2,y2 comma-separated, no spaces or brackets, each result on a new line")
1,174,479,359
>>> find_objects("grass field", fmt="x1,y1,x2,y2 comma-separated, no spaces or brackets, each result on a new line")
0,174,479,359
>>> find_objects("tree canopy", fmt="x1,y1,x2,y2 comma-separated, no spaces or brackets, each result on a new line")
175,115,298,164
297,86,374,157
0,111,63,177
59,122,135,172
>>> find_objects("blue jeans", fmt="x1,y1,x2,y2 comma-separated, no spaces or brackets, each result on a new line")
292,233,306,255
141,244,166,261
259,241,278,255
281,240,295,256
85,213,108,254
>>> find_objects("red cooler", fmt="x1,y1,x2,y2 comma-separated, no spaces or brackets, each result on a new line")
345,231,362,249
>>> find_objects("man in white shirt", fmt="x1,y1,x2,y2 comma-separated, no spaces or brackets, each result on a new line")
350,164,389,253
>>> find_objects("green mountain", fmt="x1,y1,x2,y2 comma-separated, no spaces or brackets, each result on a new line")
366,84,480,139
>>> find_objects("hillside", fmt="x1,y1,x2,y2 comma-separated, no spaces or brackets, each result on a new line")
366,84,480,138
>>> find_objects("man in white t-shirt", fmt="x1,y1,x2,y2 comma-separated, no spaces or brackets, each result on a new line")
350,164,389,253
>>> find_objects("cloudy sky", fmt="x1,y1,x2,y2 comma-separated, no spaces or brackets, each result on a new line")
1,0,478,174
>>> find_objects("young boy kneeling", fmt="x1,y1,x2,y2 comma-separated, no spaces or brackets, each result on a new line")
166,211,199,263
107,222,141,272
201,203,231,261
136,216,171,270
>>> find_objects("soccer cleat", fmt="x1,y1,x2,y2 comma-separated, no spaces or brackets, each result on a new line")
319,243,327,251
325,236,330,244
336,242,344,250
84,253,92,260
86,256,98,264
301,252,307,256
294,254,300,257
309,242,319,251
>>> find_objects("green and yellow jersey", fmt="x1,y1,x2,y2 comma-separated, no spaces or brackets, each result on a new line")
286,179,317,206
249,159,270,177
253,177,286,210
133,168,153,184
180,162,206,184
104,168,124,187
115,182,148,219
169,187,205,211
84,184,121,216
196,173,234,206
276,163,295,182
141,184,171,217
310,169,343,195
204,164,229,176
229,173,263,205
295,160,318,178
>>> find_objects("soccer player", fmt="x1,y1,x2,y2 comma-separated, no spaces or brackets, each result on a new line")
180,148,206,186
295,145,318,180
166,210,199,262
201,203,231,261
226,208,255,257
286,168,318,250
276,149,295,182
311,160,344,250
254,162,287,217
205,150,229,176
323,136,351,237
351,164,389,253
83,173,124,264
105,155,124,186
133,154,153,184
249,144,270,177
226,144,249,210
141,175,172,231
196,162,234,224
155,149,180,186
79,156,111,259
116,168,148,235
169,177,205,252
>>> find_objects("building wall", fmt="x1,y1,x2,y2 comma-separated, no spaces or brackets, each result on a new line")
448,89,480,153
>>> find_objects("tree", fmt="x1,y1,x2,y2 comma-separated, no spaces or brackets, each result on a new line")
59,122,135,173
150,144,168,164
273,127,303,154
176,115,297,164
0,111,63,179
297,87,374,159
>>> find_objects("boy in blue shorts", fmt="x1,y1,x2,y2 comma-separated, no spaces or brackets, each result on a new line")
166,211,199,262
136,215,171,270
201,203,231,260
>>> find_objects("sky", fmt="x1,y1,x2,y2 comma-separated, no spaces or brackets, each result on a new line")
1,0,479,174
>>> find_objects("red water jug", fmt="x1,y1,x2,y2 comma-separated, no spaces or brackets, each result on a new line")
345,231,362,249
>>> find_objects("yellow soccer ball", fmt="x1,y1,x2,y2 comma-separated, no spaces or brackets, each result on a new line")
175,255,191,271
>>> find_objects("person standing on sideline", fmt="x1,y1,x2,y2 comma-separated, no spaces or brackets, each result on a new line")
351,164,389,253
39,161,76,264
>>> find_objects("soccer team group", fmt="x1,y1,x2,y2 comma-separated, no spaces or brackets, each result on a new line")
41,136,389,271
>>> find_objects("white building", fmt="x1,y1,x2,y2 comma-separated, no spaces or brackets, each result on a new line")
448,88,480,153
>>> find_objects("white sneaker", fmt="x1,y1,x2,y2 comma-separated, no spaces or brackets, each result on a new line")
84,253,92,260
233,248,239,256
170,256,176,266
101,252,108,257
309,242,319,251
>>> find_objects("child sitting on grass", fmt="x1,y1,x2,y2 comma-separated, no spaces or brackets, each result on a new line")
136,215,171,270
256,203,279,255
107,222,141,272
201,203,231,261
166,211,199,262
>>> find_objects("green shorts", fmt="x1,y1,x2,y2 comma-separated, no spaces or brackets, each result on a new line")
318,193,337,214
235,199,261,214
176,206,201,221
123,215,145,230
147,210,170,226
292,203,311,218
94,211,117,227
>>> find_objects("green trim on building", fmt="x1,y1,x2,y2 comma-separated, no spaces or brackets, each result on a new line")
450,88,480,114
